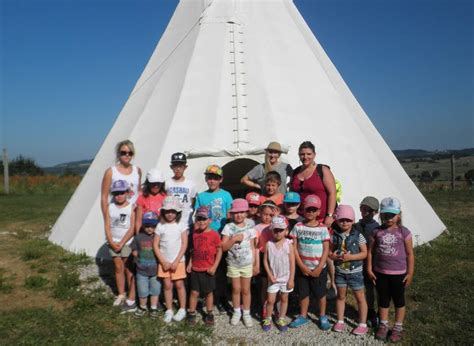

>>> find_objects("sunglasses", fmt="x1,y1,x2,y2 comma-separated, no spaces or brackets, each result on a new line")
196,217,208,222
205,174,221,181
163,209,177,214
143,224,157,228
249,204,259,208
304,207,319,213
338,218,353,223
272,228,285,233
119,150,134,157
284,202,299,207
112,191,127,196
381,213,397,219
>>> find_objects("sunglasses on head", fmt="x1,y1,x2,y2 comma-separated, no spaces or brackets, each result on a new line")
120,150,133,157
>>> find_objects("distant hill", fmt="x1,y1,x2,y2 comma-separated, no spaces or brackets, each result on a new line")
43,159,93,176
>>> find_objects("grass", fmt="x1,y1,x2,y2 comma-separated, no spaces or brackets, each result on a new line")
0,189,472,343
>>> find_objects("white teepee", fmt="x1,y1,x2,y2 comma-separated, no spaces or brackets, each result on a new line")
49,0,446,257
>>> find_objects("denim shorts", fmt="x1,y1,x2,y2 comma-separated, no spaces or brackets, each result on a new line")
335,270,364,291
136,273,162,298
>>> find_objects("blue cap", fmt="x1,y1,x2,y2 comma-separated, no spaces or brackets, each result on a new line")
142,211,159,226
111,180,129,193
283,191,300,203
380,197,401,214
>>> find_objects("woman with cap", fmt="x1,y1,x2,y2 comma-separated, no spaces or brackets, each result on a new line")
240,141,293,194
290,141,336,227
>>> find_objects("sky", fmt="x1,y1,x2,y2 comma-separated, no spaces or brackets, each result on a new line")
1,0,473,167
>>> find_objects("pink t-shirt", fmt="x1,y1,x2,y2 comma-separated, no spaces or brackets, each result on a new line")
370,226,412,275
255,223,273,253
136,193,166,215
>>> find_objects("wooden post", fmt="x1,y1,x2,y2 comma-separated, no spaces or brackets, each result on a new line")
450,154,455,191
2,148,9,194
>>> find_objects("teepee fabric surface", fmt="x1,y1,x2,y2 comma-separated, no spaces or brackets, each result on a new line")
50,0,445,257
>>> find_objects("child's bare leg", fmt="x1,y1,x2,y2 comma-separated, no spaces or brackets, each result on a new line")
266,292,277,319
241,277,252,311
336,287,347,321
138,297,148,308
379,307,389,322
188,290,199,312
124,257,136,301
319,295,327,316
299,296,309,317
163,277,173,310
150,295,158,308
113,257,125,296
175,279,186,309
394,306,406,324
231,278,242,309
328,259,336,291
205,292,214,313
279,292,289,319
260,277,268,306
353,289,368,323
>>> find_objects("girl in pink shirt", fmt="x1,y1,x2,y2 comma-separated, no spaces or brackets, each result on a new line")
135,169,166,233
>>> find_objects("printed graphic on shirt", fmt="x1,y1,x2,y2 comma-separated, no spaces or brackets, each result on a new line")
210,198,224,225
290,223,330,270
378,232,400,257
167,186,191,204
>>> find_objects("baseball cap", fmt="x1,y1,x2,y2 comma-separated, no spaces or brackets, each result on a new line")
170,152,187,164
111,180,129,193
284,191,300,204
265,141,282,152
270,215,289,230
195,206,211,219
360,196,379,211
246,192,262,206
142,211,159,226
380,197,401,214
204,164,223,177
303,194,321,209
161,195,182,212
230,198,249,213
335,205,355,222
146,168,164,183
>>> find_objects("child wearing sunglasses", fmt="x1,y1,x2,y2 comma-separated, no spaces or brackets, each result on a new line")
282,191,304,230
367,197,414,343
105,180,136,311
329,205,368,335
135,169,167,233
261,215,295,332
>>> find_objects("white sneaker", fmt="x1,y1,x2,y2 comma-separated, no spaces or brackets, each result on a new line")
230,311,242,326
164,309,174,323
173,308,186,322
113,295,125,306
242,313,253,328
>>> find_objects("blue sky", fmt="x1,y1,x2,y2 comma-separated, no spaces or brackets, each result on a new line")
1,0,473,166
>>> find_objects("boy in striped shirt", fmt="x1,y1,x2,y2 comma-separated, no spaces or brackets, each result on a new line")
289,195,331,330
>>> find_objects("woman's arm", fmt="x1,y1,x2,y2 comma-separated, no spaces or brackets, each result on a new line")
100,168,112,219
240,174,261,190
322,166,337,227
137,167,142,193
404,237,415,286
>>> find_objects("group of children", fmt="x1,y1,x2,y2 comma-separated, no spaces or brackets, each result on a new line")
105,152,414,342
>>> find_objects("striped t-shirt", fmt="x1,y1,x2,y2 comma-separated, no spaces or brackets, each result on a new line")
290,222,330,270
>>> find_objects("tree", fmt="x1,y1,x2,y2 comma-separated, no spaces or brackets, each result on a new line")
432,170,441,180
419,170,433,183
465,169,474,186
0,155,44,176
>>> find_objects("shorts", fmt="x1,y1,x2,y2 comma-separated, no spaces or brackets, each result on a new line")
335,270,365,291
227,264,253,279
109,244,132,258
296,267,327,300
158,262,186,280
190,271,216,295
136,273,162,298
267,282,293,294
375,271,406,308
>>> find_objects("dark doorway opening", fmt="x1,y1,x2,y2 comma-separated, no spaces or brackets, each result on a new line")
221,158,259,199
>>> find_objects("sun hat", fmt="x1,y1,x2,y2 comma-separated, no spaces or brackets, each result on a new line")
142,211,159,226
335,205,355,221
111,180,129,193
170,152,187,164
230,198,249,213
195,206,211,219
204,164,223,177
161,195,182,212
246,192,262,206
270,215,289,230
265,141,282,152
303,194,321,209
284,191,301,204
360,196,379,211
146,168,164,183
380,197,401,214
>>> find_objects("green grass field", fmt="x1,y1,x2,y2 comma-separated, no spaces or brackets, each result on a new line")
0,190,473,343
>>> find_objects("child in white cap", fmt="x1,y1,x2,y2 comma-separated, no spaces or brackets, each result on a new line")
135,168,166,233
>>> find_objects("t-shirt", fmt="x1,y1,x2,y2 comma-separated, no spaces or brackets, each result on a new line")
136,193,166,215
262,192,284,207
370,226,412,275
287,215,305,232
255,223,273,253
221,219,256,268
165,178,197,225
108,203,133,245
194,189,233,232
246,162,293,194
333,232,366,274
191,230,221,272
130,233,158,276
267,239,292,283
290,222,330,270
155,222,188,263
355,219,380,241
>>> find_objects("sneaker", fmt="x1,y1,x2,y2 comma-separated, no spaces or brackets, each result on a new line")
186,312,197,326
275,317,288,332
389,327,403,343
318,315,331,330
113,295,125,306
352,324,369,336
163,309,174,323
231,311,242,326
134,307,147,318
204,312,215,326
375,323,389,340
333,321,345,332
149,308,158,320
289,315,310,328
262,318,272,332
120,302,137,314
367,310,379,328
216,303,227,315
173,308,186,322
242,313,253,328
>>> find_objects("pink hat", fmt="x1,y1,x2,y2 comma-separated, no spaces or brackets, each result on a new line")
246,192,262,206
230,198,249,213
335,204,355,221
304,194,321,209
270,215,289,230
161,195,182,212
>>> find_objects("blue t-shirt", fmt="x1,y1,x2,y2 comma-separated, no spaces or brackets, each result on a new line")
195,189,233,232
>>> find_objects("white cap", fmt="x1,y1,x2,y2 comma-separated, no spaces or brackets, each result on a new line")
146,168,164,183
